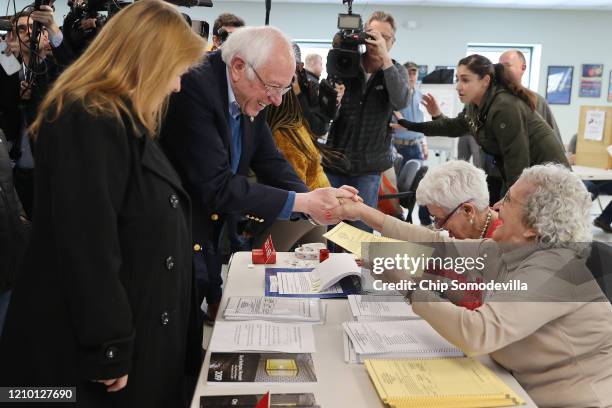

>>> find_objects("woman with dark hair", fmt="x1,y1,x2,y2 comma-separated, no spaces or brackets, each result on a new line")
396,54,568,189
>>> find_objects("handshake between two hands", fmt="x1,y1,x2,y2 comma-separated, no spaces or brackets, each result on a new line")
293,185,365,225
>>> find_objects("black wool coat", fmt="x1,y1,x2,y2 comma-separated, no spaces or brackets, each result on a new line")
0,103,200,407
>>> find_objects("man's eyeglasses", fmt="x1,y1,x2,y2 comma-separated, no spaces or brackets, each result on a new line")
248,63,292,97
17,23,34,34
430,200,472,230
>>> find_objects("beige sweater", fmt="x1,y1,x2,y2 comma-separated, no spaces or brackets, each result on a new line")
382,215,612,408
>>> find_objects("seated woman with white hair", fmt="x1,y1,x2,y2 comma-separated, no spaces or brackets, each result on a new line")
416,160,501,239
414,160,501,308
338,163,612,407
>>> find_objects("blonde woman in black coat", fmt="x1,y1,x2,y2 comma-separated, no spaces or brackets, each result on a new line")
0,1,206,406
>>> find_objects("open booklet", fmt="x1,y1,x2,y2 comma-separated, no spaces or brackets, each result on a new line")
265,254,363,298
343,319,463,363
223,296,325,323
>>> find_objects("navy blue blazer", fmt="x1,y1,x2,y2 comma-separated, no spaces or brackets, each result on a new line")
160,51,308,255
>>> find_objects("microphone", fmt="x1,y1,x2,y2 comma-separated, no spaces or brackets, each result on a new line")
265,0,271,25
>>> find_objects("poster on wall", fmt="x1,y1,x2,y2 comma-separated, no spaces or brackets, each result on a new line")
582,64,604,78
584,110,606,141
579,79,602,98
546,66,573,105
608,71,612,103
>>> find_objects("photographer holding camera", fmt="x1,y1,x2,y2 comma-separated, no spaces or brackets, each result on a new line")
0,4,73,217
63,0,106,57
324,10,409,232
293,46,344,137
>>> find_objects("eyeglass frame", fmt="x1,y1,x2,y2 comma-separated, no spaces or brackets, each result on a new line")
16,22,35,34
16,22,50,36
247,63,292,97
430,199,473,231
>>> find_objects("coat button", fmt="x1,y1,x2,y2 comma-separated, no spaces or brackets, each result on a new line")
211,213,219,221
194,244,202,252
105,346,118,360
165,256,175,270
169,194,179,208
161,312,169,326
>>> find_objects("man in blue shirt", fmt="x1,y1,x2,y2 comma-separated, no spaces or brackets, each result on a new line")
393,61,428,165
391,62,431,225
1,5,73,217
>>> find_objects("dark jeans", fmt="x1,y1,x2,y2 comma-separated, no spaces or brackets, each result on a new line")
395,143,423,166
585,181,612,223
487,177,505,206
326,171,381,233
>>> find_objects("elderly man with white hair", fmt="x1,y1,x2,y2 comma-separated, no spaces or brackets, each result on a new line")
160,26,359,324
338,163,612,407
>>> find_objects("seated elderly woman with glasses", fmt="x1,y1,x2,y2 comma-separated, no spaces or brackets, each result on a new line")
338,163,612,408
417,160,501,239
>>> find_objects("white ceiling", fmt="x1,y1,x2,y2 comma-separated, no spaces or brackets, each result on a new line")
236,0,612,11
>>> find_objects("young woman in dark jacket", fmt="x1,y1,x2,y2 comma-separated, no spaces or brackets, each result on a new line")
396,54,569,189
0,2,206,406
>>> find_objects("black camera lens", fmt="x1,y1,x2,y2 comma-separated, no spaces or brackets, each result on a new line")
337,55,352,70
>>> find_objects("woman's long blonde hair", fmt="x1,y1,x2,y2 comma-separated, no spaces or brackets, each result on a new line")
30,0,206,137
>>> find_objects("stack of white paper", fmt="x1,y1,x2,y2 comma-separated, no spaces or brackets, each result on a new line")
347,295,420,321
209,320,316,353
342,320,463,363
223,296,325,323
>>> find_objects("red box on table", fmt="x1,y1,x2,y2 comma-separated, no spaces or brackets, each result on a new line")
252,235,276,264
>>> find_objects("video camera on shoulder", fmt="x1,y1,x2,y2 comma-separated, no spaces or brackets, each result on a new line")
326,0,371,79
